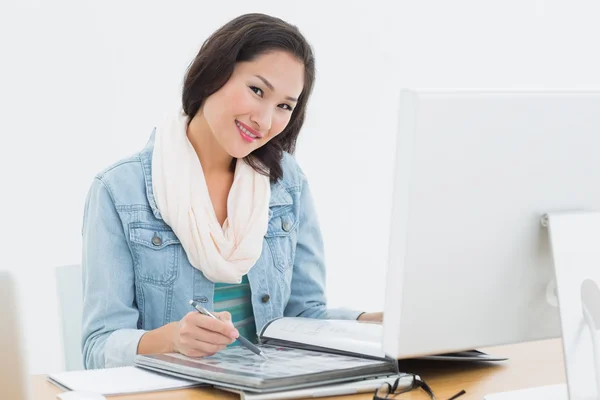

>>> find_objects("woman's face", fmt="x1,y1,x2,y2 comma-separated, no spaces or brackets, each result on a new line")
200,50,305,159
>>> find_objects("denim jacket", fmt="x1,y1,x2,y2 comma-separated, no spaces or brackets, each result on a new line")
81,132,361,370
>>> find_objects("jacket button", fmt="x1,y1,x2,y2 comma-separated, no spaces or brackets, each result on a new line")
151,234,162,246
282,221,291,232
261,294,270,303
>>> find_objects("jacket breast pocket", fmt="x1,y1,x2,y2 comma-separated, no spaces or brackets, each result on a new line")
129,223,180,285
265,211,298,273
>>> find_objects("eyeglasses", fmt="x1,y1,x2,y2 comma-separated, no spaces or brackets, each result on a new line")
373,373,466,400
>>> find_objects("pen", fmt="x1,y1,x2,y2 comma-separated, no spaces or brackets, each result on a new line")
188,299,268,360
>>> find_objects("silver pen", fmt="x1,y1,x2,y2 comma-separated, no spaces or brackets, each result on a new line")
188,299,268,360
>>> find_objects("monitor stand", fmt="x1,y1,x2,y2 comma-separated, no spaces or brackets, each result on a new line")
485,212,600,400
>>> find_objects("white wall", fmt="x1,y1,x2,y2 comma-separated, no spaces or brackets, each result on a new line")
2,0,600,374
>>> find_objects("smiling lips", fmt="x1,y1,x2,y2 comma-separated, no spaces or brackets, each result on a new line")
236,120,261,142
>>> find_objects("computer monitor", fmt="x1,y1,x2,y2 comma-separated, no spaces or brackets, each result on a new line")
382,90,600,360
0,270,31,399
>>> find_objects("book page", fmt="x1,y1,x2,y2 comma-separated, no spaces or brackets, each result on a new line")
260,318,385,358
165,346,381,378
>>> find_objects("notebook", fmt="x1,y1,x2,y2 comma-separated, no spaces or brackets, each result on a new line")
134,317,505,393
218,375,407,400
135,317,399,393
47,366,204,396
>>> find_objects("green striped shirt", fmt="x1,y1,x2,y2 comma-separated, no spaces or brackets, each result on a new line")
213,275,258,346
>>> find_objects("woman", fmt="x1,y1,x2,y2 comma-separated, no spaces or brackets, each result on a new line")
81,13,381,370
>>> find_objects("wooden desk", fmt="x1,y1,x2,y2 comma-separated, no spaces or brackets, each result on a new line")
32,339,565,400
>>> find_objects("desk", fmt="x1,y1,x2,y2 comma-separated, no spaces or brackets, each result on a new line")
32,339,565,400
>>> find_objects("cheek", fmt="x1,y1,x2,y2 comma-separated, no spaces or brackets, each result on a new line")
227,89,252,114
205,87,249,124
270,113,292,137
203,94,225,127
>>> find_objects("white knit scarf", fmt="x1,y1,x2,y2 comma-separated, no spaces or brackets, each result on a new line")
151,109,270,283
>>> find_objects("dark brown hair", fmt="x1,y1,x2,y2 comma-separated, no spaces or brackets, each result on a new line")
182,13,315,183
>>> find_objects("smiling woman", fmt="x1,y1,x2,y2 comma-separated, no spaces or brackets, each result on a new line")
190,50,304,162
80,12,381,371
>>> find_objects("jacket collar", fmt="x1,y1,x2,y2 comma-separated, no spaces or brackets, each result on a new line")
139,130,293,221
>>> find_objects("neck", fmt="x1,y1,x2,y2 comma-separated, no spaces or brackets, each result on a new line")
186,112,233,175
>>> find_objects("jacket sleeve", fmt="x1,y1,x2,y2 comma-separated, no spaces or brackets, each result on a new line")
284,172,363,320
81,177,147,369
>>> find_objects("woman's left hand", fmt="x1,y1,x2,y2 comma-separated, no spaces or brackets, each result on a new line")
357,312,383,323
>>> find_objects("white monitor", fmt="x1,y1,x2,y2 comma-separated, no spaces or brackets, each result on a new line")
382,90,600,360
0,270,30,399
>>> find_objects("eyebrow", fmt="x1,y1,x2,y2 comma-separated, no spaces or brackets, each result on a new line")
255,75,298,102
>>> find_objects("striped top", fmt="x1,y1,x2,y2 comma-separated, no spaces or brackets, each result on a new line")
213,275,258,346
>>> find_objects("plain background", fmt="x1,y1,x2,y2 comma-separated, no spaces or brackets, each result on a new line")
1,0,600,374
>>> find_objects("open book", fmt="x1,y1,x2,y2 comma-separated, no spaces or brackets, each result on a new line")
134,318,398,393
257,317,507,362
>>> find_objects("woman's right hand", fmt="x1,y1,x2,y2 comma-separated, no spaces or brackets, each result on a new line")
171,311,239,357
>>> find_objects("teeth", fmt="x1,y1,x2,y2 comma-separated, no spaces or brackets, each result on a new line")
236,121,258,138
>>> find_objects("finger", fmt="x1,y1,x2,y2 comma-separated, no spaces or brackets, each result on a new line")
185,326,236,345
181,313,236,341
191,313,239,339
214,311,232,323
182,347,216,358
181,336,228,355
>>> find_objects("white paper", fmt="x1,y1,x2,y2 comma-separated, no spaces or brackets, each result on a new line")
48,366,202,395
484,384,567,400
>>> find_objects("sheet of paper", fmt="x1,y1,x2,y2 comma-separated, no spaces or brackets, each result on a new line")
48,366,201,395
484,384,567,400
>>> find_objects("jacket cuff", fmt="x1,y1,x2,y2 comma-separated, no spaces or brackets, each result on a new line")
104,329,147,368
325,307,365,320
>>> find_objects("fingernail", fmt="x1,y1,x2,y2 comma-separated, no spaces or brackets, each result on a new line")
230,330,239,339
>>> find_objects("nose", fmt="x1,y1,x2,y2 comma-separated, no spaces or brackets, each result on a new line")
250,105,272,134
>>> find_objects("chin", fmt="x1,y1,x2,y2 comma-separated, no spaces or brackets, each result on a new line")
227,146,255,160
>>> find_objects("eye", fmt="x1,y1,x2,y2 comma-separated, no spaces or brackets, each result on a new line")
249,86,263,97
278,104,294,112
